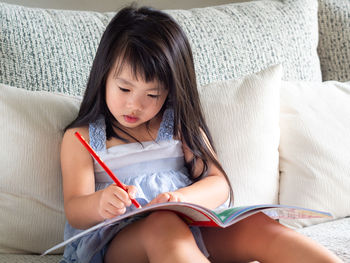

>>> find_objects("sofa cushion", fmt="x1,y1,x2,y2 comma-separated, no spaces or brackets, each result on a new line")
297,217,350,262
0,254,61,262
279,80,350,228
199,65,282,206
167,0,321,85
0,3,113,96
0,0,321,96
318,0,350,81
0,84,81,254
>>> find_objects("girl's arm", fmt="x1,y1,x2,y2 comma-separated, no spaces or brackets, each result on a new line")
178,135,230,209
149,130,230,209
61,127,135,229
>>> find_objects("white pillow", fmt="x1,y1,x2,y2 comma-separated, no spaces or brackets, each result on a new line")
0,84,81,254
199,64,282,206
279,80,350,228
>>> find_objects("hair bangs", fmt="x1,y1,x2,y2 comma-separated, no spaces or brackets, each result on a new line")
112,41,170,90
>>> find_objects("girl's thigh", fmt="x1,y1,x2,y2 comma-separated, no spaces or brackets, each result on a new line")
104,218,149,263
200,212,284,263
104,211,208,263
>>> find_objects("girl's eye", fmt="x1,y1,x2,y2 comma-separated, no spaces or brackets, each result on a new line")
119,87,130,92
148,94,160,98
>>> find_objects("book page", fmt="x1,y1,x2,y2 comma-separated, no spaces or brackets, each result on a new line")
262,208,333,220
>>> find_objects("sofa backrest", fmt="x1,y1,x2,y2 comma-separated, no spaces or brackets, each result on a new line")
0,0,322,97
317,0,350,82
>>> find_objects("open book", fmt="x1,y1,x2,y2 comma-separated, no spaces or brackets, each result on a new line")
43,202,332,255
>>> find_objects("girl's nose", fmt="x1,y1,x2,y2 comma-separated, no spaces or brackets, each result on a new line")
127,95,143,111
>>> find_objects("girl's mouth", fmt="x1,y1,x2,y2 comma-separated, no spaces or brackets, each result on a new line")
124,115,139,123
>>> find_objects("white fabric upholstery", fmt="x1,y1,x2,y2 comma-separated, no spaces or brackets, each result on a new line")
0,84,81,254
199,65,282,206
279,80,350,228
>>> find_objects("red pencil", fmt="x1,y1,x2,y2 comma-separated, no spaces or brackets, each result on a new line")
74,131,141,209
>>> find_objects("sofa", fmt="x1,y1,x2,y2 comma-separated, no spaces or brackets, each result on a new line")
0,0,349,262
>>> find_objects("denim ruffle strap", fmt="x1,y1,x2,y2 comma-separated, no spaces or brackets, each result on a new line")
156,108,174,141
89,116,106,152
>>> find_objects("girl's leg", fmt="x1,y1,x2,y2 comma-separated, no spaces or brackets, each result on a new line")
104,211,209,263
201,212,342,263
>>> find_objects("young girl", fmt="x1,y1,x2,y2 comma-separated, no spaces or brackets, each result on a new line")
60,5,342,263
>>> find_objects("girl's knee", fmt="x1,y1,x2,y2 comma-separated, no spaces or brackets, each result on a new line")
138,211,208,262
240,213,296,254
241,212,284,230
229,212,291,249
244,212,292,239
140,211,188,240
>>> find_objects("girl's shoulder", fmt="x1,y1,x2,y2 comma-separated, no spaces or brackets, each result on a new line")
61,126,90,158
60,126,95,185
63,126,90,144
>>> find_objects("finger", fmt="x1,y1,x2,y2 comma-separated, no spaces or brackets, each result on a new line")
106,200,125,212
168,193,178,202
155,193,171,204
107,197,126,209
111,186,132,206
100,202,126,219
126,185,137,199
101,209,116,220
146,193,167,206
104,204,126,218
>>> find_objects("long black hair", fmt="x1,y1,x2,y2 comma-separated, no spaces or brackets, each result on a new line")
66,5,233,204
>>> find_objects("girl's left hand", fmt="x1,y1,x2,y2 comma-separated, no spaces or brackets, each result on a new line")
147,191,186,206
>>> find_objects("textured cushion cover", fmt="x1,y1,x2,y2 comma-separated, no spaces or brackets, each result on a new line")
0,3,113,96
297,217,350,262
279,80,350,228
0,254,60,262
0,0,321,96
0,84,81,254
168,0,321,85
199,65,282,206
318,0,350,81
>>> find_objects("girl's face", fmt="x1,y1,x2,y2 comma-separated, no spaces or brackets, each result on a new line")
105,63,168,130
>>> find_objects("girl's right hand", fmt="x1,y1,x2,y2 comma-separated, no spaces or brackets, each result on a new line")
96,184,137,220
